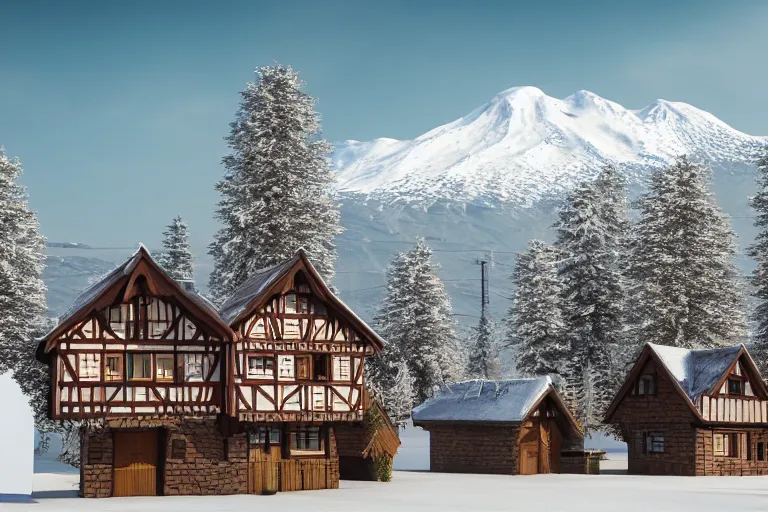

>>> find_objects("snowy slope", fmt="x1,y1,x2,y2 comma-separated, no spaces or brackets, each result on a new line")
334,87,766,204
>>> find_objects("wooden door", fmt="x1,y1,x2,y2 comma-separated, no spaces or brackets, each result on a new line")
549,420,562,474
519,422,539,475
249,443,281,494
113,431,158,497
539,421,551,474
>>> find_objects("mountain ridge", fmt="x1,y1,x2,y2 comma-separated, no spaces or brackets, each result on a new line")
333,87,766,205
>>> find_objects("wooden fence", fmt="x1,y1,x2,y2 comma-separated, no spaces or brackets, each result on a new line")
249,459,335,494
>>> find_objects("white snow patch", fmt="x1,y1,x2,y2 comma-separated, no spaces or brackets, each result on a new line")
0,372,34,499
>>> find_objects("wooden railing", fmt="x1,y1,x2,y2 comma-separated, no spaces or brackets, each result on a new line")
697,395,768,423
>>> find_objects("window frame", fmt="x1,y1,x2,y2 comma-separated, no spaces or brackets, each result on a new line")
155,353,175,383
714,432,740,458
127,353,153,381
78,353,101,381
104,353,124,382
289,427,324,456
635,374,656,396
646,432,664,454
250,427,281,446
246,355,275,379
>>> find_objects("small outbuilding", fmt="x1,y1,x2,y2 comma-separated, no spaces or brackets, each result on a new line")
412,377,585,475
0,371,34,501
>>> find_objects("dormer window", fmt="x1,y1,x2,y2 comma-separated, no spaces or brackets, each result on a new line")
637,375,656,395
728,378,744,395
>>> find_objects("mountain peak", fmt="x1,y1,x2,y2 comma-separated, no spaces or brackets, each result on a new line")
333,86,766,202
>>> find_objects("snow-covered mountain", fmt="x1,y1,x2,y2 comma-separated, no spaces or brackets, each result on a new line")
334,86,765,205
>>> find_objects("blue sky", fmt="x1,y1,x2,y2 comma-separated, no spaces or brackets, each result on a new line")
1,0,767,250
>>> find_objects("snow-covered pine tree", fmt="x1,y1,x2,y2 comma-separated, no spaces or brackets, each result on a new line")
628,156,746,351
0,149,47,375
370,237,463,407
467,314,501,380
157,215,195,285
366,354,413,428
208,64,343,303
748,145,768,375
554,165,627,433
506,240,567,381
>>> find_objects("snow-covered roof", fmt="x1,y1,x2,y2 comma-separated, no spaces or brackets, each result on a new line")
412,377,553,423
648,343,743,401
218,256,299,325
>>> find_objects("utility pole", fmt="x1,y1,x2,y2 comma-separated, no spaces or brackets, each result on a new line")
477,259,489,316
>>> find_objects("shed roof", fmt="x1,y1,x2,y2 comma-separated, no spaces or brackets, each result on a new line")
412,377,553,423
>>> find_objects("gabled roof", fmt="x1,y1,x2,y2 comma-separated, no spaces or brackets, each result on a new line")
40,245,233,353
219,249,384,351
604,342,768,423
412,377,581,436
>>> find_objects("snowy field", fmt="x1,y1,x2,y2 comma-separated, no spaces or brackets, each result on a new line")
4,429,768,511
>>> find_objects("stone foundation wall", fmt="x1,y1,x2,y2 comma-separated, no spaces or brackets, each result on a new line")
79,417,248,498
425,425,520,474
560,455,587,474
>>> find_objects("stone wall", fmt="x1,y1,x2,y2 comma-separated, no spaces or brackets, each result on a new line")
79,417,248,498
695,428,768,476
611,360,698,476
425,425,520,474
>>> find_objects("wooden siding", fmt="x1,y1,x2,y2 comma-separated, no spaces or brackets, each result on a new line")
697,396,768,423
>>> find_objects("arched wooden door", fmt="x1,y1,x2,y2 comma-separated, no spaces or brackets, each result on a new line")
113,431,159,497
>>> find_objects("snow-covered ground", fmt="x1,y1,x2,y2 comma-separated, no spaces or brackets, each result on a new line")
8,429,768,511
9,453,768,511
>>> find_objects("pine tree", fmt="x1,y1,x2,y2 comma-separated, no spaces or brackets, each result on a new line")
628,156,746,351
367,355,413,428
554,165,628,433
467,314,501,380
208,63,343,302
748,145,768,375
370,237,463,406
157,216,195,285
0,149,47,375
506,240,568,380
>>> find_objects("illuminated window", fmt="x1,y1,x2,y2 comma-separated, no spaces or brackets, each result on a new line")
104,354,123,381
156,354,174,382
128,354,152,380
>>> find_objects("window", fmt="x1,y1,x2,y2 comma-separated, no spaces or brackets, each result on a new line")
247,356,274,379
156,354,174,382
637,375,655,395
250,428,281,445
78,354,101,381
313,354,329,380
104,354,123,381
278,356,294,380
299,297,309,314
728,378,744,395
290,427,323,453
296,356,311,380
182,354,206,382
333,356,351,381
758,442,765,461
107,304,129,337
714,433,740,458
646,432,664,454
285,294,297,314
128,354,152,380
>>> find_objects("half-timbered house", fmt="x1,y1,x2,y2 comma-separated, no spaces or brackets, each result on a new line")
37,246,398,497
36,246,243,498
217,248,388,493
604,342,768,476
412,377,585,475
